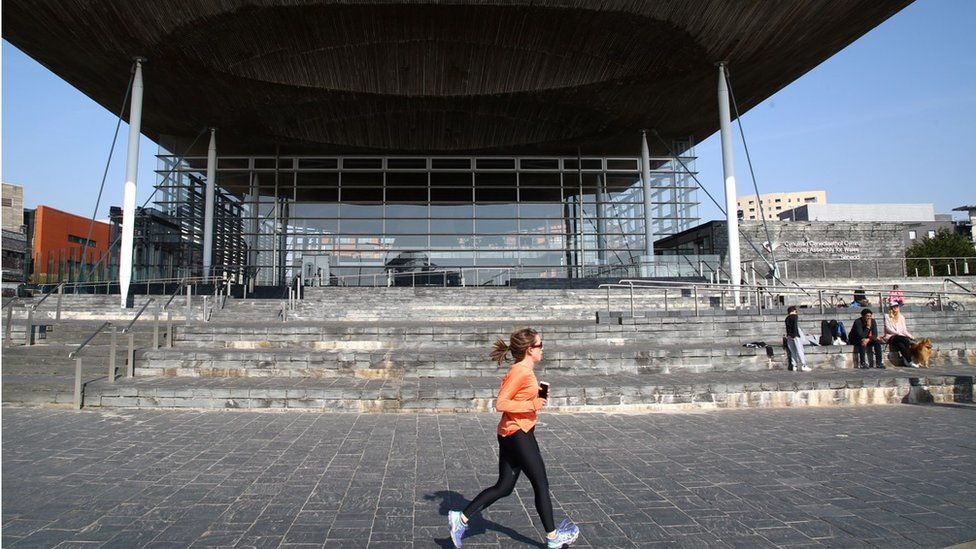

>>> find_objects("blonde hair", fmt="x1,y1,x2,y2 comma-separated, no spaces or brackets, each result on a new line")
489,328,539,366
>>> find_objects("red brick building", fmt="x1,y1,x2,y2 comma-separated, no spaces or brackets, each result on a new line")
31,206,111,283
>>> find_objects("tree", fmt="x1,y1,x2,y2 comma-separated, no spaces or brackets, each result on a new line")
905,228,975,276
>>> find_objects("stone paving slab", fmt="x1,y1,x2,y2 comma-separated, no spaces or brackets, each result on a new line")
3,406,975,548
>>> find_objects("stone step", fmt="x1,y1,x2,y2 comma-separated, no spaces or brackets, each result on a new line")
79,367,976,412
136,341,976,378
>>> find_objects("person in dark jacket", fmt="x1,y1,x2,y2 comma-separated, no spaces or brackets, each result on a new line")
784,306,809,371
849,308,884,368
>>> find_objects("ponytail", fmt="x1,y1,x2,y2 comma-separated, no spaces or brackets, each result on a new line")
490,337,510,366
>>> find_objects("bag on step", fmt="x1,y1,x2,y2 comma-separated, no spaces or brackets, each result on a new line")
819,320,833,346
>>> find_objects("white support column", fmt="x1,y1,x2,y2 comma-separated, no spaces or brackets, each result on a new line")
247,173,260,290
718,63,742,300
119,58,145,308
640,130,654,275
203,128,216,281
596,174,608,265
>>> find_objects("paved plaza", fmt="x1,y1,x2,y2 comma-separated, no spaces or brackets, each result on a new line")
2,405,975,548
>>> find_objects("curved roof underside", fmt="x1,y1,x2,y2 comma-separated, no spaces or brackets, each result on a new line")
3,1,913,156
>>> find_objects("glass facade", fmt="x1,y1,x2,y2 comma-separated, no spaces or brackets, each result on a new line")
154,151,699,285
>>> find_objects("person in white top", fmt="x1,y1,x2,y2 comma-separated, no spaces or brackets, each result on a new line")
883,303,919,367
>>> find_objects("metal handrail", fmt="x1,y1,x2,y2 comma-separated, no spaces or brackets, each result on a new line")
943,278,976,297
30,282,65,310
161,277,188,310
68,321,112,359
122,298,156,333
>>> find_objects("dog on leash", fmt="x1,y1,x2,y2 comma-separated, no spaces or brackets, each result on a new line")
909,338,933,368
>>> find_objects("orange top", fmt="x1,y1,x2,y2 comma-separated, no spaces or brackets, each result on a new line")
496,363,543,436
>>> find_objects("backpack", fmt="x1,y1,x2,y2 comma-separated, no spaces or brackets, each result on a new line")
819,320,833,346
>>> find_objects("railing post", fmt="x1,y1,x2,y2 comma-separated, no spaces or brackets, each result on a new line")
664,289,668,313
606,286,611,312
153,307,160,349
412,271,416,287
938,293,944,312
876,261,881,279
927,259,932,277
186,285,192,321
720,289,725,310
25,306,34,346
56,283,63,321
4,304,14,347
756,287,762,313
166,311,173,348
818,290,824,314
74,357,83,409
127,333,135,377
822,261,827,279
693,286,699,317
878,292,884,313
629,285,635,317
108,325,117,383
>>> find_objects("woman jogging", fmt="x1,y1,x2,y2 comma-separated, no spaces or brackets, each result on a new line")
448,328,579,548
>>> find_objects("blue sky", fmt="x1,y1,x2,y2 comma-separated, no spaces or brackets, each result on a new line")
2,0,974,223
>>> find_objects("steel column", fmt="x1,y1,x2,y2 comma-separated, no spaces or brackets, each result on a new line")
203,128,217,280
717,63,741,301
640,130,654,267
119,58,145,308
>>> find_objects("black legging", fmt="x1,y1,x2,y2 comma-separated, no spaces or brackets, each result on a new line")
888,335,914,364
463,428,554,532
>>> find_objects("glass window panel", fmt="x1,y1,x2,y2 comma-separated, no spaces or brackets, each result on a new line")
431,158,471,169
475,218,517,234
520,218,567,235
341,204,383,219
218,158,249,169
386,187,428,202
563,158,603,171
386,204,428,218
474,235,512,248
476,158,515,169
607,159,639,171
431,235,474,247
341,187,383,202
475,187,516,202
430,204,473,218
292,203,339,217
474,203,517,219
475,172,516,186
341,218,383,233
430,217,473,234
342,158,382,169
519,201,564,219
431,172,471,187
296,187,338,201
297,158,338,169
430,187,473,202
385,218,428,234
389,235,428,248
254,158,291,169
520,158,559,170
519,173,561,188
387,172,428,186
387,158,427,169
341,172,383,187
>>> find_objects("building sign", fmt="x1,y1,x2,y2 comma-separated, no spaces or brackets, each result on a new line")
781,240,861,260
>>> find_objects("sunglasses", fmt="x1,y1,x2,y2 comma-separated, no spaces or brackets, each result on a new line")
530,343,544,349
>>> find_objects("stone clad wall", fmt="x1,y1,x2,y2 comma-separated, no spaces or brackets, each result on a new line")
710,221,907,279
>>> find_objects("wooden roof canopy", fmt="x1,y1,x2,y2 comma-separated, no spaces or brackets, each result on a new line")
3,1,913,156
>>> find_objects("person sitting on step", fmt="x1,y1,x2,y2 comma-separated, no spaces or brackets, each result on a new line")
849,308,884,369
883,303,920,367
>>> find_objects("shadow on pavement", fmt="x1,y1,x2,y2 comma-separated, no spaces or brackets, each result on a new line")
425,490,546,548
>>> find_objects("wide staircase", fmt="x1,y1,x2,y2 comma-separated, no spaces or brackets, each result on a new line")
4,285,974,411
